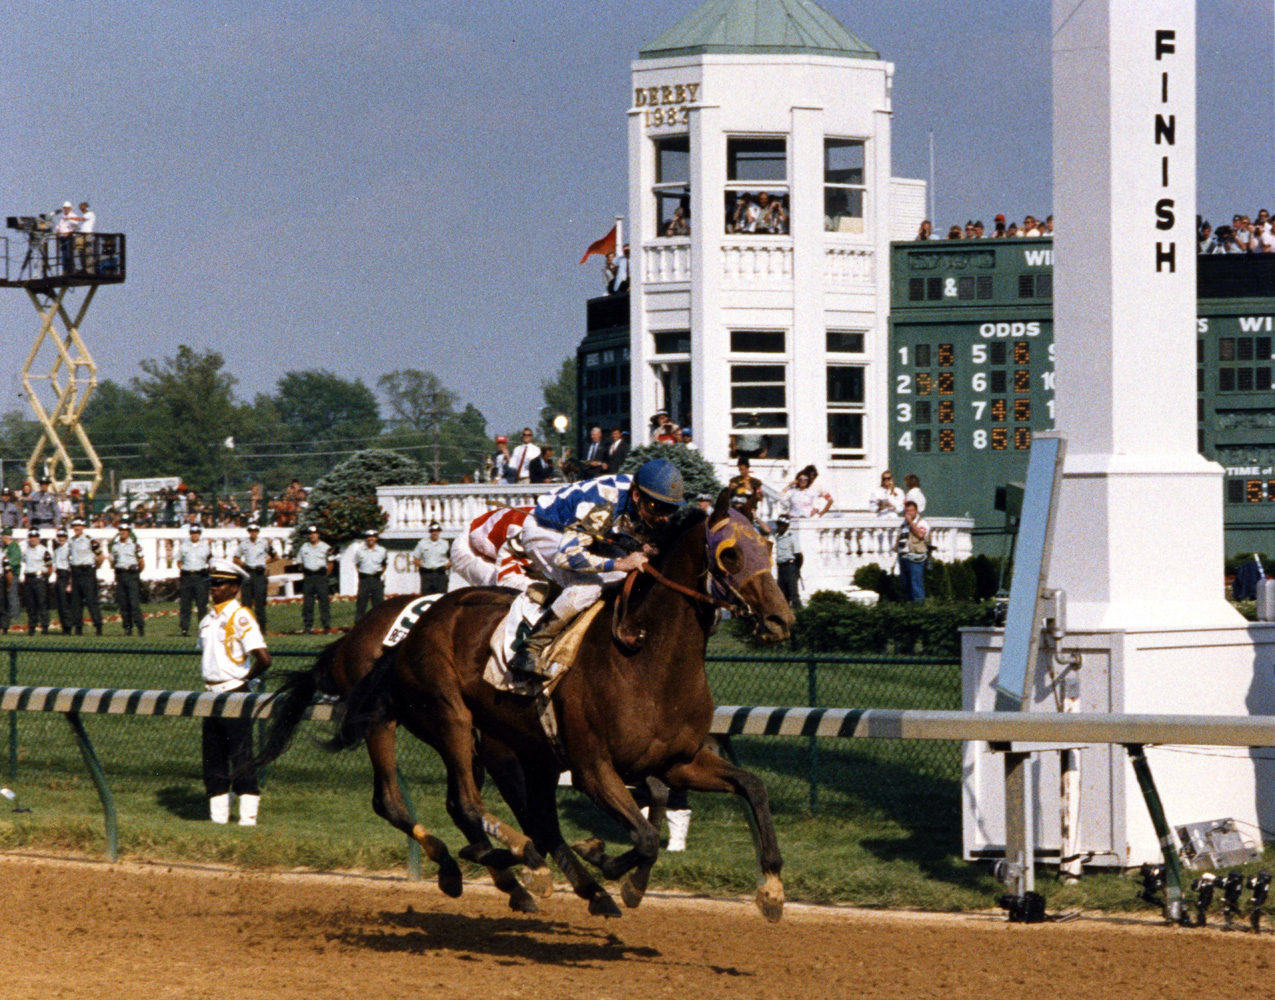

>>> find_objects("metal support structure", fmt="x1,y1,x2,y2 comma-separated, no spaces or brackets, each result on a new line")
1125,743,1186,924
20,286,102,494
64,711,117,862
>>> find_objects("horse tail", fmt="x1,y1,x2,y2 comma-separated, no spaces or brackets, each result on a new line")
319,645,398,753
252,638,342,770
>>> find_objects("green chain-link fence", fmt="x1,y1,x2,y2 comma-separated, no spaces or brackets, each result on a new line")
1,644,962,823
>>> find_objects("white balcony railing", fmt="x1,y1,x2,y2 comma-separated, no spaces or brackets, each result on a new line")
643,242,692,284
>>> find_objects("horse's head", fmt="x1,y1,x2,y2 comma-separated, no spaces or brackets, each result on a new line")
705,500,794,644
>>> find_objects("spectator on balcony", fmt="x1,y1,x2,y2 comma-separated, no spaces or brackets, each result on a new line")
782,465,833,518
992,214,1007,238
655,416,681,444
648,410,668,444
603,251,618,292
727,458,764,505
509,428,541,483
491,435,513,483
773,514,802,610
610,244,630,294
756,192,787,234
528,445,557,484
903,473,927,514
172,487,188,525
896,501,930,602
730,412,769,460
664,204,690,237
972,220,985,238
1005,221,1020,238
1255,223,1275,254
1198,221,1219,254
1042,214,1054,236
1233,215,1253,253
606,427,630,474
731,193,760,233
273,479,305,527
915,219,933,240
963,220,976,239
249,482,264,522
1214,224,1241,253
1256,208,1271,235
868,471,904,518
1022,215,1041,237
582,425,608,476
946,224,963,239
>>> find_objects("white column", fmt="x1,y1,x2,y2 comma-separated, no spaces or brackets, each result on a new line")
690,104,728,468
790,105,825,469
1050,0,1238,629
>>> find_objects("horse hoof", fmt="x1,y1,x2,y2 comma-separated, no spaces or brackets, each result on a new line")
755,875,785,923
438,859,464,899
523,864,554,898
508,885,539,914
572,837,608,868
588,891,623,919
620,875,645,910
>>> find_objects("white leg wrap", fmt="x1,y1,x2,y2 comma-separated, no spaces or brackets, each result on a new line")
238,794,260,826
666,809,692,852
209,793,230,825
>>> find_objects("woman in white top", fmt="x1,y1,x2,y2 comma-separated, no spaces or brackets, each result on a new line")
867,471,904,517
782,464,833,518
903,473,927,514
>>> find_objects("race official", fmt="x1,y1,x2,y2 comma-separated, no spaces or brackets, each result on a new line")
178,525,212,636
20,530,52,634
109,519,145,636
67,518,104,635
0,489,22,531
353,528,387,618
198,561,271,826
297,525,333,633
411,521,450,596
50,527,71,634
234,523,273,630
29,477,61,529
0,529,18,633
773,514,802,610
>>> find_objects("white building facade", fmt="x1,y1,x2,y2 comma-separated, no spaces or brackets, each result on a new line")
628,0,925,508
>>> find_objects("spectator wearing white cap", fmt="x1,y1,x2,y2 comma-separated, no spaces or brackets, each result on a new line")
110,519,145,636
234,523,274,630
353,527,388,618
67,518,104,635
297,525,334,633
411,521,450,596
53,201,81,274
199,560,271,826
177,524,212,636
50,527,71,634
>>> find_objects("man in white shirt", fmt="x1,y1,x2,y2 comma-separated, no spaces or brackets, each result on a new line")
508,428,541,483
53,201,81,275
75,201,96,273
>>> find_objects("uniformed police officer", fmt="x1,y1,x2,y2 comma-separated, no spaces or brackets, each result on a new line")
50,527,71,634
67,518,104,635
0,528,18,633
297,524,333,634
0,488,22,532
234,523,273,630
20,529,52,634
29,477,60,530
411,521,451,596
353,528,388,619
177,524,212,636
199,560,271,826
110,519,145,636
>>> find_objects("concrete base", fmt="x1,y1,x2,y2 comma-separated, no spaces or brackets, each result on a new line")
962,623,1275,867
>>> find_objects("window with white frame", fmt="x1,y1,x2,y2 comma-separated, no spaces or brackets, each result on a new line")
653,136,691,238
725,137,789,235
824,138,866,234
827,363,866,460
729,329,788,459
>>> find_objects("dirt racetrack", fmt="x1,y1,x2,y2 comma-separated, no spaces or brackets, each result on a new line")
2,854,1273,1000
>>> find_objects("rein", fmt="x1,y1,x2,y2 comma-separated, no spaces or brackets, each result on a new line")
637,561,737,611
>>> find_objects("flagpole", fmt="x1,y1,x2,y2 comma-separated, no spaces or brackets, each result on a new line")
615,215,624,258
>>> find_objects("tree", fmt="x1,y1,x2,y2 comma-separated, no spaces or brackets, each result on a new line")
620,443,723,500
297,448,422,547
378,370,459,482
537,356,577,443
0,410,43,487
130,346,240,493
80,380,155,481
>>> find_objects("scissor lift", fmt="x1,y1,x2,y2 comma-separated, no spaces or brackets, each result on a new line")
2,216,127,497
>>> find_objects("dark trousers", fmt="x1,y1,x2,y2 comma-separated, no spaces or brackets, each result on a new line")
0,577,17,631
50,570,71,632
115,568,144,634
356,573,384,619
301,572,330,630
201,714,260,797
179,572,209,633
777,561,801,610
22,576,48,632
70,565,102,629
240,569,268,629
418,568,447,596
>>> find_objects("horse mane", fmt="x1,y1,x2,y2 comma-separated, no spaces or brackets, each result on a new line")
648,505,708,571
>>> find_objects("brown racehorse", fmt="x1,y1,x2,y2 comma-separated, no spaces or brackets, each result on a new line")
255,496,794,919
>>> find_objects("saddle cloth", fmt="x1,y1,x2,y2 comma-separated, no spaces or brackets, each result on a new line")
381,594,440,648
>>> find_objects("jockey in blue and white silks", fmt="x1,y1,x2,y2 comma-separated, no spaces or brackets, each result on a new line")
513,459,686,671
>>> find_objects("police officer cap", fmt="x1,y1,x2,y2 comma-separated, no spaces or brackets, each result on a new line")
428,521,441,531
1,488,10,496
247,522,260,531
189,524,202,534
208,559,247,583
39,476,51,485
364,528,380,537
696,492,714,503
71,518,85,526
118,518,131,528
776,513,790,523
56,528,67,537
27,529,39,538
306,524,320,533
633,458,685,506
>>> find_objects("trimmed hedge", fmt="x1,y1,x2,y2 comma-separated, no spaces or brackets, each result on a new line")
853,554,1004,604
791,590,994,657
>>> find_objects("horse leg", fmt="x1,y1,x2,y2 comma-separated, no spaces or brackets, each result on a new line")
480,745,622,918
569,763,660,909
365,720,463,898
665,746,785,922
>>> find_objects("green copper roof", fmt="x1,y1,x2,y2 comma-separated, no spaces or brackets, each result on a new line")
640,0,878,61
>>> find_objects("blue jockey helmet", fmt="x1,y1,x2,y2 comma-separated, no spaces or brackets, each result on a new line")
634,458,686,506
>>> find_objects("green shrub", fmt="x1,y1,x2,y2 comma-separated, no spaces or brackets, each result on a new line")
620,442,723,499
790,590,993,657
293,448,421,548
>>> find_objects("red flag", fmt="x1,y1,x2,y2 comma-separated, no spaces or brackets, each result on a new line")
579,224,617,264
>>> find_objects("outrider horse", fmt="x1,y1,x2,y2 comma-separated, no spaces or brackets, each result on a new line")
255,494,794,919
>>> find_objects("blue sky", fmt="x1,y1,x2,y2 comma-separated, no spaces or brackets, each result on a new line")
1,1,1270,440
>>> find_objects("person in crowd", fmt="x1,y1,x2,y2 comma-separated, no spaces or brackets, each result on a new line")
234,522,274,630
610,243,630,293
172,487,189,524
198,561,271,827
558,449,580,483
75,200,96,272
963,220,976,239
655,416,681,444
178,524,212,637
528,445,557,483
756,192,788,234
915,219,933,240
606,427,630,474
353,528,388,618
273,479,305,528
773,514,802,610
297,525,334,633
1005,222,1020,237
29,477,60,529
729,487,771,536
1198,220,1219,254
732,192,759,233
730,412,768,459
992,213,1007,238
1233,215,1253,253
491,435,512,482
1255,208,1271,236
1042,214,1054,236
0,489,21,532
49,527,71,634
603,251,618,292
868,470,904,518
1215,224,1241,253
1022,215,1041,237
249,483,264,522
0,528,19,633
728,457,764,505
695,492,714,512
411,521,451,596
581,425,608,475
946,225,963,239
67,518,104,635
110,518,145,636
1254,223,1275,254
972,220,985,238
20,529,52,634
53,201,81,274
896,500,930,602
508,428,541,483
903,473,928,513
782,465,833,518
680,426,696,450
664,204,690,237
648,410,668,443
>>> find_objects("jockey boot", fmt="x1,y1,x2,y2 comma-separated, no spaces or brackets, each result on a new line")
509,610,572,677
666,809,692,852
209,793,231,825
238,794,260,827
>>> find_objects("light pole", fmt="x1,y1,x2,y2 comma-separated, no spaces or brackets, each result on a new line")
553,414,568,479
